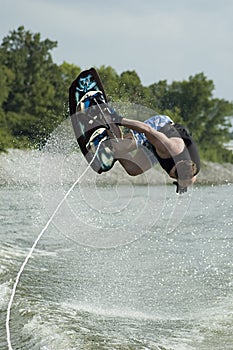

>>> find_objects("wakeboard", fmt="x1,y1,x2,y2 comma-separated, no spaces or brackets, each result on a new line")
69,68,119,174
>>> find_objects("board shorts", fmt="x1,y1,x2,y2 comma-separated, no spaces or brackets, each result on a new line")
130,115,174,165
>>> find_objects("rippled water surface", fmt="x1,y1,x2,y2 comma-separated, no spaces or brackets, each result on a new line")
0,119,233,349
1,180,232,350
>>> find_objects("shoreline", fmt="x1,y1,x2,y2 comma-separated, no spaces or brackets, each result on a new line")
197,161,233,185
0,149,233,186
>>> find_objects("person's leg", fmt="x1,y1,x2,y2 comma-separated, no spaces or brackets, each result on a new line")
116,148,153,176
104,129,148,176
106,126,155,176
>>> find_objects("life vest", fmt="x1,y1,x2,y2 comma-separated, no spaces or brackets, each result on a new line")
152,123,201,175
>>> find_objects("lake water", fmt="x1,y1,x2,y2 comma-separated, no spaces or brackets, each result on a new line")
0,120,233,350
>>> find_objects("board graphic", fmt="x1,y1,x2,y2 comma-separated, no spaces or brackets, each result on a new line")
69,68,117,173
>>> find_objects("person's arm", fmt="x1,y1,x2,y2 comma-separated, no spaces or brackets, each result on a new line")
121,118,184,157
110,133,137,156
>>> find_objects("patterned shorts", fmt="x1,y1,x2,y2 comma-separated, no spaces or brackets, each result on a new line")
131,115,173,165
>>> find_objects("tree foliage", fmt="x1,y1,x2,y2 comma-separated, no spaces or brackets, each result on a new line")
0,26,232,162
0,26,71,148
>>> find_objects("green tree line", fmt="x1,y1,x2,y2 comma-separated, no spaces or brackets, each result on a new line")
0,26,233,162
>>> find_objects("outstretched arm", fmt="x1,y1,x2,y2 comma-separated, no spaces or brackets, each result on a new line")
120,118,184,157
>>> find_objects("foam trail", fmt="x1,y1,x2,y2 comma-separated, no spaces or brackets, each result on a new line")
5,142,102,350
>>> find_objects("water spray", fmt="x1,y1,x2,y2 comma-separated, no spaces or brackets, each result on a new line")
5,141,103,350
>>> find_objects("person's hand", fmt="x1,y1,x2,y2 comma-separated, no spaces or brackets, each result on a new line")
173,181,188,194
106,109,123,125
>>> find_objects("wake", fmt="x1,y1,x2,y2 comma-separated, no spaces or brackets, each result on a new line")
5,142,102,350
